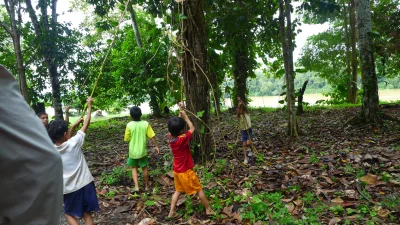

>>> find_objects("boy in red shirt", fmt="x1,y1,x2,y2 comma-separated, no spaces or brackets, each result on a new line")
166,103,214,219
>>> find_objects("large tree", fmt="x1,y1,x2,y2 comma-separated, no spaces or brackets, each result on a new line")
127,3,162,116
0,0,29,103
179,0,211,162
349,0,358,103
356,0,380,124
206,0,279,106
26,0,63,119
279,0,298,137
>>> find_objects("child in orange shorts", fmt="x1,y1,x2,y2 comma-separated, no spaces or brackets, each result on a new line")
166,103,214,219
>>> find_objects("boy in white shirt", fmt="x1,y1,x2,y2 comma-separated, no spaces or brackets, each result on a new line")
48,97,99,225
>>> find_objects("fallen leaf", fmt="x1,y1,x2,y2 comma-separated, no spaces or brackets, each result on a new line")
166,171,174,178
328,217,341,225
285,203,295,213
331,198,344,203
293,199,303,206
102,201,110,207
281,197,294,203
360,174,378,185
232,212,242,223
222,205,233,216
378,207,390,218
137,218,156,225
154,175,174,186
114,206,130,214
322,176,334,184
206,182,217,189
176,195,186,206
344,190,357,199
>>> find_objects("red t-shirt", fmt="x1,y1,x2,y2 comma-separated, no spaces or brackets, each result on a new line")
169,131,194,173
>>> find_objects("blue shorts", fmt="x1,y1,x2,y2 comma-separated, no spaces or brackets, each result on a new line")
241,128,253,142
64,182,100,218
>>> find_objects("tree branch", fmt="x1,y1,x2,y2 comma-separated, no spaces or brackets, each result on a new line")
0,22,12,36
25,0,42,37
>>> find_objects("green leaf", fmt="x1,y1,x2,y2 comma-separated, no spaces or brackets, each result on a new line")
153,78,164,83
279,100,285,104
179,14,187,20
197,110,205,117
280,91,286,96
295,68,307,73
275,68,285,77
200,124,205,134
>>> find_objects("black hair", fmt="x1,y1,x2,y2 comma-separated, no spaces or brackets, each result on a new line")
37,112,48,117
130,106,142,121
47,120,68,143
168,116,186,137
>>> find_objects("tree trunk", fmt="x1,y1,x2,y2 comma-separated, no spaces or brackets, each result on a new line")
297,80,309,115
280,0,298,137
181,0,211,163
349,0,358,103
128,3,162,117
26,0,63,120
3,0,29,103
210,70,221,115
356,0,381,125
128,4,143,48
343,0,352,103
285,0,297,136
48,63,63,120
233,50,248,106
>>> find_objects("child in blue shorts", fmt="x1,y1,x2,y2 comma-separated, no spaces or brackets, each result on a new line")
48,97,99,225
124,106,160,192
237,97,253,164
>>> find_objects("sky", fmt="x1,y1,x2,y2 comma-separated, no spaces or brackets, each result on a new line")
57,0,329,63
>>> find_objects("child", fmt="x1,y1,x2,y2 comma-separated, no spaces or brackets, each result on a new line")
237,97,252,164
124,106,160,192
167,103,214,219
37,106,70,129
37,112,49,128
47,97,99,225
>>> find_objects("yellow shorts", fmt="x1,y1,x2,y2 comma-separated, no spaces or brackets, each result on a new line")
174,169,202,195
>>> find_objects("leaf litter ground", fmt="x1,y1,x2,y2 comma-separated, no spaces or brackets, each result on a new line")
72,106,400,225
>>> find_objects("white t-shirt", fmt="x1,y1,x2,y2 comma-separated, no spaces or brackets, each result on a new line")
56,130,94,194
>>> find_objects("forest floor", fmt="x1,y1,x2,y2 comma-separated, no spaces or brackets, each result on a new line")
65,105,400,225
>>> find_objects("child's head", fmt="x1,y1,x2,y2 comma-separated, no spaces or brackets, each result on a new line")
130,106,142,121
168,116,186,137
37,112,49,127
237,102,248,117
47,120,68,143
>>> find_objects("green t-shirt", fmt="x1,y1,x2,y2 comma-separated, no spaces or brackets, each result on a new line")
124,121,155,159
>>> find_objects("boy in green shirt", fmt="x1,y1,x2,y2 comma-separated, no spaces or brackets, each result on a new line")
124,106,160,192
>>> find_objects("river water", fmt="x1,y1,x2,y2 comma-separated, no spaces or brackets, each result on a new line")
223,89,400,109
47,89,400,116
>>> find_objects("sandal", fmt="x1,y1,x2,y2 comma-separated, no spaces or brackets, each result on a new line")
165,213,182,221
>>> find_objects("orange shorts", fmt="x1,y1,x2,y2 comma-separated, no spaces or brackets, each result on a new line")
174,169,202,195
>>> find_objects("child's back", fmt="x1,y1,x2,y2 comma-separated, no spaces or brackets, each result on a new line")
56,130,93,193
166,103,214,219
125,120,153,159
168,130,194,173
48,97,99,225
124,106,160,192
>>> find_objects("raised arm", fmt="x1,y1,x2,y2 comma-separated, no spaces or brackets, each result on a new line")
65,105,70,125
67,117,83,139
179,102,195,134
80,97,93,134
